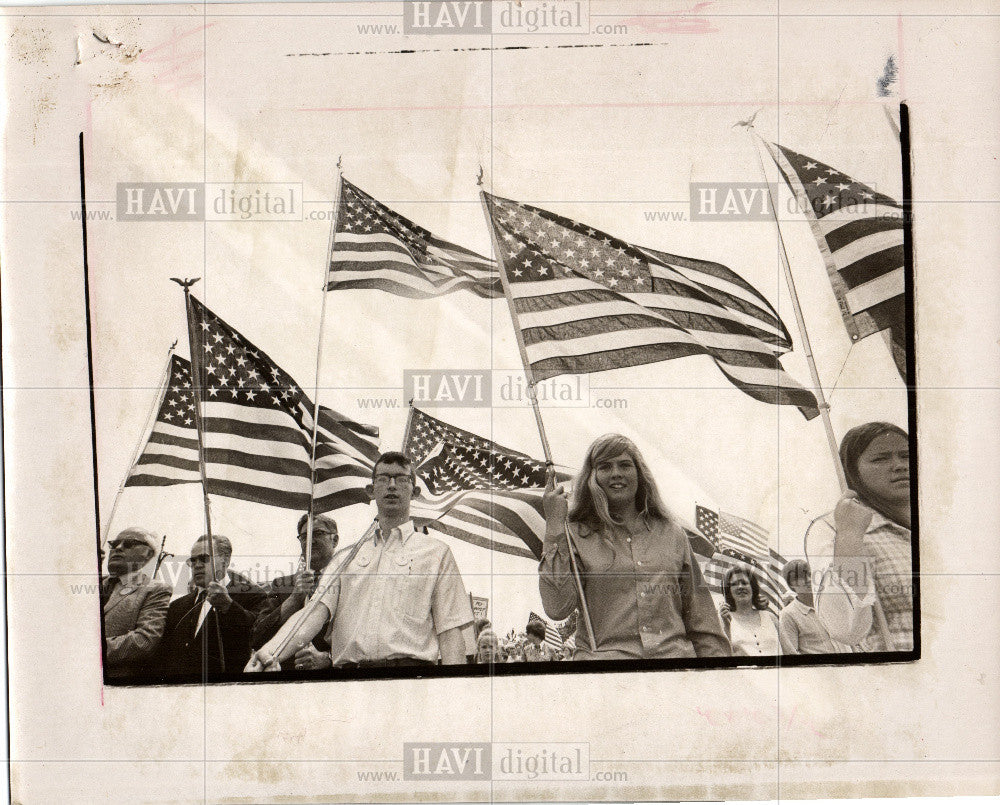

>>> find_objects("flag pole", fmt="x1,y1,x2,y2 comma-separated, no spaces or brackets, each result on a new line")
743,126,847,493
101,340,178,547
172,277,216,573
267,519,379,664
304,159,345,571
744,128,894,650
477,185,598,653
400,400,415,454
477,189,554,464
151,534,173,580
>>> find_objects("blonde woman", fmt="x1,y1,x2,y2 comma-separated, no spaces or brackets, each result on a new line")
539,434,730,660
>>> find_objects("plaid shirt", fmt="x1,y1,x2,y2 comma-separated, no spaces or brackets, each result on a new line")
809,511,913,652
860,513,913,651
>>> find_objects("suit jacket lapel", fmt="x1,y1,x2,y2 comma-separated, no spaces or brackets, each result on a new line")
103,580,138,615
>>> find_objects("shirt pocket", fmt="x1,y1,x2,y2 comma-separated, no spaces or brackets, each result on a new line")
393,554,430,616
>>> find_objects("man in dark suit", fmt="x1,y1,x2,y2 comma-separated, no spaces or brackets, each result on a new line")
251,513,339,670
158,534,266,676
102,527,171,679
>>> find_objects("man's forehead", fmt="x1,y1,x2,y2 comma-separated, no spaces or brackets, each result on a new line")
298,526,337,537
375,460,411,473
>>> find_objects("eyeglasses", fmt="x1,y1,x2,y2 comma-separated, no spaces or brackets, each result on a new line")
109,539,147,550
186,555,212,566
373,473,414,487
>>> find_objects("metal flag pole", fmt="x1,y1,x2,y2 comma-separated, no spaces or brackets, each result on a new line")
743,126,894,650
171,277,215,573
101,340,178,547
477,184,598,653
303,159,345,572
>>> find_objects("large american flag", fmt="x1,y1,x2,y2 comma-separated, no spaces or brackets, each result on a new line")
404,408,573,560
695,504,791,615
125,297,380,513
766,142,907,380
483,192,819,419
327,178,501,299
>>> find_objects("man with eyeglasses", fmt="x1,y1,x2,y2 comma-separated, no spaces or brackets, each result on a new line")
102,527,171,679
250,513,339,670
246,451,474,671
157,534,266,676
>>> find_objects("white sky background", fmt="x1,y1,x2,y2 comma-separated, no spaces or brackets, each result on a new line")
15,8,909,634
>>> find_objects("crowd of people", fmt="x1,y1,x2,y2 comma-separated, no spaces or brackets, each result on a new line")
100,423,913,678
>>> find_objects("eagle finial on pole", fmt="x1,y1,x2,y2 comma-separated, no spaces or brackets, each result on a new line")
733,108,761,129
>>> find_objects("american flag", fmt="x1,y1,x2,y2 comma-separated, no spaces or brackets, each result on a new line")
695,505,769,558
125,297,380,513
528,611,564,651
404,408,573,560
695,504,792,615
327,178,501,299
766,142,907,380
483,192,819,419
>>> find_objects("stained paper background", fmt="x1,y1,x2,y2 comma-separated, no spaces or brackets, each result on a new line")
3,0,999,801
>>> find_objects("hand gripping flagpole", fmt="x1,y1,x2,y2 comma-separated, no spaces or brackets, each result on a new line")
171,277,216,573
740,124,894,650
266,519,379,665
101,340,178,547
304,158,345,571
477,182,598,653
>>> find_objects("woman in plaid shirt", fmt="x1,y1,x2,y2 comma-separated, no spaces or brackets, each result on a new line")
810,423,913,652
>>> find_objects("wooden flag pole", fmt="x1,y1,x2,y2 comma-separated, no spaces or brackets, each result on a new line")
744,127,894,650
151,534,173,580
268,519,379,664
101,340,178,547
304,160,345,571
477,186,598,654
744,127,847,492
400,401,415,454
172,278,216,573
477,190,554,463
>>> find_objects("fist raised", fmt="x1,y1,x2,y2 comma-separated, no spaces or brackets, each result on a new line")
833,493,872,559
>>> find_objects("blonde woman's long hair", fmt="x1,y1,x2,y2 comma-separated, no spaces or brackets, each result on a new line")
568,433,674,531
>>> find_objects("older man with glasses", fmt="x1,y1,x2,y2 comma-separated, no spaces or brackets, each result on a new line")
156,534,267,677
247,451,475,671
102,527,171,679
250,513,340,670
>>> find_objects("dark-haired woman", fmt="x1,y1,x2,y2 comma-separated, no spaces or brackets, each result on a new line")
539,433,730,660
719,566,781,656
809,422,913,652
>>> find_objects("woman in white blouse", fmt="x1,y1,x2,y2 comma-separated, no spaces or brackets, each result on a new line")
719,565,781,656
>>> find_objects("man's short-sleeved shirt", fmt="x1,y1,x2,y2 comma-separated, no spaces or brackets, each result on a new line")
311,520,473,665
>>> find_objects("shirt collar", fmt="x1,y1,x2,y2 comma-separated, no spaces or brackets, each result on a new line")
791,597,815,614
868,510,910,534
376,519,416,545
